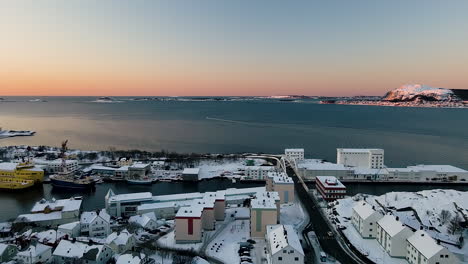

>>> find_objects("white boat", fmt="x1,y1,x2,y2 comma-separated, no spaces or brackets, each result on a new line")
0,128,36,137
127,177,153,185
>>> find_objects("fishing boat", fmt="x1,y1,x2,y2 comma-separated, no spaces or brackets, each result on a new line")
50,140,96,191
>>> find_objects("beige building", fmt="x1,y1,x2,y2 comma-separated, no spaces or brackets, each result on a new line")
376,214,413,258
352,201,382,239
175,206,203,243
250,193,279,238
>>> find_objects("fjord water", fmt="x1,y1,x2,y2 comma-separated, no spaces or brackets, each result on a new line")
1,96,467,168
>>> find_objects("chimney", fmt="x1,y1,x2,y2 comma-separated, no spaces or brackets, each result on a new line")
437,239,441,245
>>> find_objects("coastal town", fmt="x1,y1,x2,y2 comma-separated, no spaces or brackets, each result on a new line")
0,145,466,264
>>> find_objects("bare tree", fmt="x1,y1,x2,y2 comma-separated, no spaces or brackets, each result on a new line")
448,214,462,235
440,210,452,225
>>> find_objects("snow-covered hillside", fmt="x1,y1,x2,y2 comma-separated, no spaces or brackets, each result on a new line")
383,84,458,102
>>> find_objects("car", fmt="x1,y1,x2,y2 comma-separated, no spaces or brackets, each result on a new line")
247,239,256,244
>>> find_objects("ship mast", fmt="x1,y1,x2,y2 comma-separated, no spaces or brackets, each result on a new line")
60,140,68,173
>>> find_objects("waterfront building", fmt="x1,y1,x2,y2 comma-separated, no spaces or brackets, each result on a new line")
315,176,346,201
250,192,279,238
16,197,82,227
376,214,413,258
267,172,295,204
105,190,153,217
128,163,151,178
406,230,458,264
80,209,111,238
35,159,79,174
17,242,52,264
151,160,166,170
266,225,304,264
182,168,200,181
113,166,129,180
116,157,133,167
0,243,17,263
245,166,275,180
337,148,384,169
128,212,159,231
53,240,113,264
105,229,136,254
285,149,305,161
351,201,382,238
297,159,354,180
386,165,468,182
83,164,116,176
175,206,203,243
57,221,80,238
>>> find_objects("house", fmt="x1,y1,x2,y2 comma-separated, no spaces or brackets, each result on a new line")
315,176,346,201
182,168,200,181
266,225,304,264
128,163,151,178
129,212,159,231
58,221,81,238
175,206,203,243
117,157,133,167
80,209,111,238
376,214,413,257
105,229,137,254
17,242,52,264
351,201,382,238
114,166,129,180
406,230,458,264
245,166,275,180
116,253,155,264
15,197,82,227
53,239,113,264
0,243,17,262
250,193,279,238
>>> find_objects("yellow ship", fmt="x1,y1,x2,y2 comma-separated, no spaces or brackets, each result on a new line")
0,177,34,190
0,160,44,190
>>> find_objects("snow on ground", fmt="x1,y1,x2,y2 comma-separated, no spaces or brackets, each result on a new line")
156,230,202,252
205,219,250,264
330,190,468,263
280,200,308,232
197,158,269,180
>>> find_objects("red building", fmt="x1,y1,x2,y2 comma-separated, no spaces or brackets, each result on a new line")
315,176,346,201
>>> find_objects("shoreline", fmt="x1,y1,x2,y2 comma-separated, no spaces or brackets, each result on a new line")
329,100,468,109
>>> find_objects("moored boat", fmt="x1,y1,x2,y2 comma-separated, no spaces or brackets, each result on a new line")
126,178,153,185
0,178,35,190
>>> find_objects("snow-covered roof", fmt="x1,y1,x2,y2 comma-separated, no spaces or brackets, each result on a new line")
17,212,62,222
137,201,177,211
245,166,275,171
152,192,203,202
81,209,110,224
58,221,80,231
285,148,304,152
18,243,51,258
129,163,150,169
267,225,304,256
251,197,277,210
377,214,407,237
106,229,133,246
272,175,294,184
31,197,82,213
316,176,345,188
337,148,383,153
116,166,129,171
116,254,143,264
183,168,200,174
297,159,351,171
354,167,387,175
353,202,378,220
83,164,117,173
407,165,467,173
129,212,156,227
53,240,106,260
33,229,58,244
108,192,152,203
176,206,203,218
407,230,444,259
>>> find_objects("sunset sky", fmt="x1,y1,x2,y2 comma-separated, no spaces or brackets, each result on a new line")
1,0,468,96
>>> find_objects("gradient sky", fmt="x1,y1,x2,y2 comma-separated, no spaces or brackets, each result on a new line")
1,0,468,96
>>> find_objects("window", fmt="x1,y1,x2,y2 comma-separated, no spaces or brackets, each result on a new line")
295,257,299,261
283,250,287,253
278,257,282,261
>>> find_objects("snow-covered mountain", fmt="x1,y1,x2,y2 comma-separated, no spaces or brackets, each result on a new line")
383,84,458,102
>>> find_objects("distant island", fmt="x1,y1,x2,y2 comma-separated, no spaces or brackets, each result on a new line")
324,84,468,108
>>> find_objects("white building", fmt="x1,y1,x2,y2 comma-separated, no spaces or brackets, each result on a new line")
106,229,137,254
285,149,305,161
57,221,81,238
245,166,275,180
16,197,82,227
266,225,304,264
297,159,354,180
337,148,384,169
105,190,153,217
182,168,200,181
80,209,111,238
351,201,382,238
53,240,113,264
376,214,413,257
129,212,159,231
406,230,458,264
387,165,468,182
17,243,52,264
35,159,79,174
